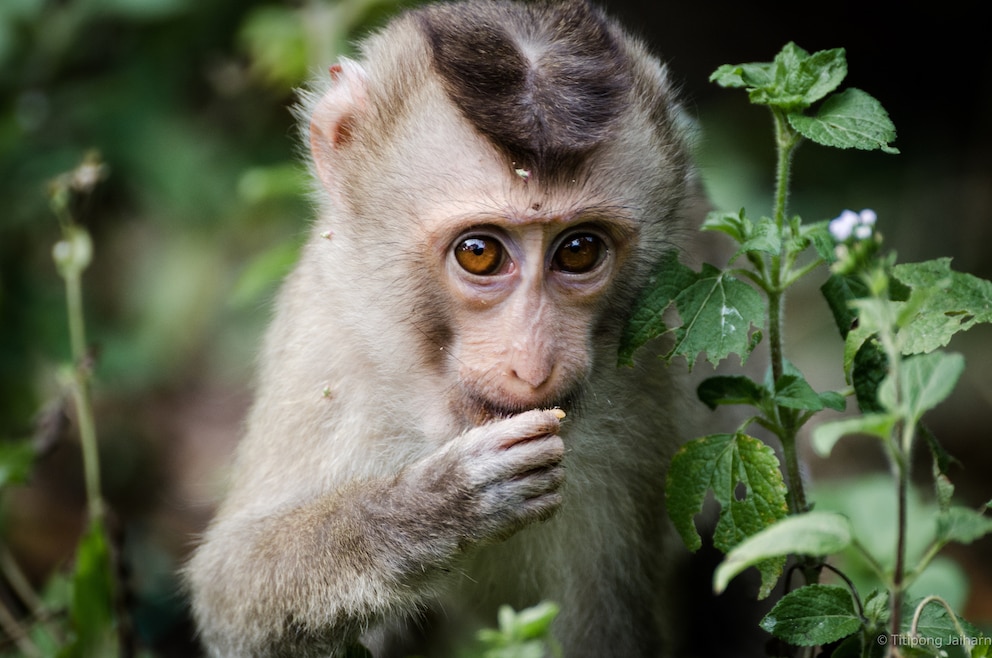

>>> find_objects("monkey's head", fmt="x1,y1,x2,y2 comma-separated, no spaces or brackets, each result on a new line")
303,0,696,428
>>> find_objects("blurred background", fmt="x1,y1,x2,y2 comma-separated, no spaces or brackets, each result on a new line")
0,0,989,655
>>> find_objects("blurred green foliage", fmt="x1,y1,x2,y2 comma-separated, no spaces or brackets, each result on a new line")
0,0,419,434
0,0,411,654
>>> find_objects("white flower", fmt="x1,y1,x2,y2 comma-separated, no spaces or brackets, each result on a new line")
829,208,876,241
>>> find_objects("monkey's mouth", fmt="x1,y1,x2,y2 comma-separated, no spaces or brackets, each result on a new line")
461,388,582,426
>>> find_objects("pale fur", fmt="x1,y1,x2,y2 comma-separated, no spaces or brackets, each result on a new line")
186,1,701,656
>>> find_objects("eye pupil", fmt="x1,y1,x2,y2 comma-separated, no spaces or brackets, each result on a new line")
554,234,604,273
455,236,504,275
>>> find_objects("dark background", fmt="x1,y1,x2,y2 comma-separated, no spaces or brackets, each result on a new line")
1,0,989,654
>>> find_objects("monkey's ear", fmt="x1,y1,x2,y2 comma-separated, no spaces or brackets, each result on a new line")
309,59,368,192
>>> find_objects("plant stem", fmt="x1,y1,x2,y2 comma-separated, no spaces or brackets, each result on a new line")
890,456,907,646
767,110,822,590
772,109,799,233
64,265,104,524
768,110,807,514
890,416,916,648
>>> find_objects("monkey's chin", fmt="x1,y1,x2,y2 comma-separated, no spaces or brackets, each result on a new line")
458,389,582,427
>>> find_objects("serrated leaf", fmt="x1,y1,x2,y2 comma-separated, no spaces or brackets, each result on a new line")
668,265,764,368
746,44,846,110
788,88,898,153
618,250,699,366
936,507,992,545
696,375,767,410
667,433,788,597
811,413,896,457
759,584,861,646
892,258,992,354
715,512,853,594
792,47,848,105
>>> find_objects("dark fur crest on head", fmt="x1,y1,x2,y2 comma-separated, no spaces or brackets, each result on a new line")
417,0,632,179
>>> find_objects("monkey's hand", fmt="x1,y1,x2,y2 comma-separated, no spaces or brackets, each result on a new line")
404,408,566,550
187,409,564,656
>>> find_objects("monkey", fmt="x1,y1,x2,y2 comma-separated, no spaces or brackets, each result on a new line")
185,0,703,656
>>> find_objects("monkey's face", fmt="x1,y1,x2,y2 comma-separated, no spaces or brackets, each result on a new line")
305,51,687,430
421,194,639,424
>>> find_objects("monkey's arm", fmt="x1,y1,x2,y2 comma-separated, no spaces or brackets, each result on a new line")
187,409,564,658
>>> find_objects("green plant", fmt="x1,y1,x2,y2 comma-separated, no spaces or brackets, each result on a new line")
620,43,992,657
473,602,562,658
0,154,124,658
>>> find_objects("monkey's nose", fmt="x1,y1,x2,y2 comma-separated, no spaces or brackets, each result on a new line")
508,359,555,392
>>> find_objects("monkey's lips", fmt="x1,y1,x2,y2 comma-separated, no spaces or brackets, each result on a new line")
459,388,581,426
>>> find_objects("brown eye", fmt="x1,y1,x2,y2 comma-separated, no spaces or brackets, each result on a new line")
454,236,505,275
553,233,606,273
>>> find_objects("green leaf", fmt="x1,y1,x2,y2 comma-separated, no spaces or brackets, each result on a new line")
793,48,848,105
788,88,899,153
737,216,782,262
709,62,774,90
702,210,781,263
818,391,847,412
696,375,766,410
666,433,788,597
669,265,764,368
61,518,118,658
774,373,824,411
714,512,853,593
617,250,698,366
905,597,981,647
759,584,861,646
511,601,559,639
811,413,896,458
738,43,847,110
701,209,748,243
478,603,560,657
892,351,965,423
821,273,870,340
802,220,837,263
936,507,992,545
892,258,992,354
851,339,888,411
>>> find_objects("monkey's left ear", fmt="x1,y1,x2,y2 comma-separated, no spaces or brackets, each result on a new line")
309,59,369,193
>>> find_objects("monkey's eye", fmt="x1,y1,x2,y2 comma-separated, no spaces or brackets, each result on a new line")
552,233,606,274
454,236,506,276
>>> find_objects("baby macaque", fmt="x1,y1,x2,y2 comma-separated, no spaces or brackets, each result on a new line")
187,0,701,655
